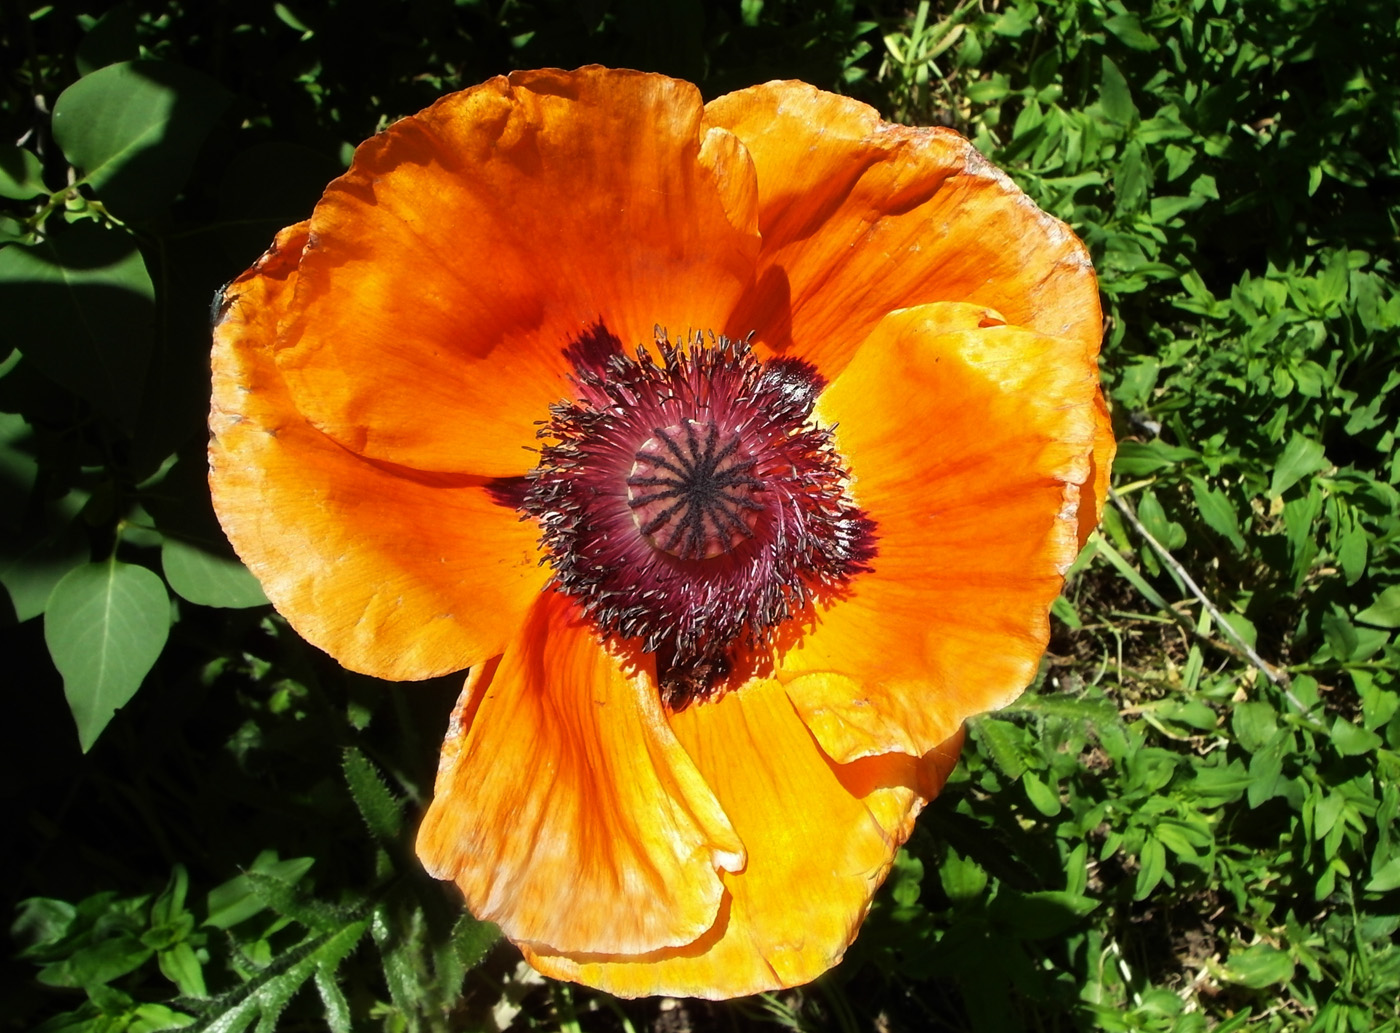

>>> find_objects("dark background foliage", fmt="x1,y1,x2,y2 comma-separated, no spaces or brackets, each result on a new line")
3,1,1398,1030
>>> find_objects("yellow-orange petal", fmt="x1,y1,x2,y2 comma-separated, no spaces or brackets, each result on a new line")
415,590,745,955
778,302,1101,764
705,81,1101,378
522,683,964,999
209,223,545,680
275,66,761,476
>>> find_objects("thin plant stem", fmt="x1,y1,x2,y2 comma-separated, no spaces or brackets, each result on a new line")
1106,487,1312,715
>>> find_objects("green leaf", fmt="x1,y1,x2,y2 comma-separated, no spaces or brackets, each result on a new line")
1112,439,1198,476
1366,855,1400,893
1231,702,1278,753
1268,433,1328,498
1321,606,1359,661
1136,489,1186,550
131,1003,194,1032
159,941,208,998
272,2,314,34
11,898,78,955
1114,140,1149,212
1094,533,1171,611
939,851,988,904
0,224,154,426
1112,356,1159,409
1336,523,1368,584
205,853,316,930
1331,717,1382,757
161,537,267,609
990,3,1034,37
44,559,170,751
242,871,344,932
1099,56,1135,125
313,965,351,1033
150,865,190,928
1356,585,1400,628
1188,476,1246,551
1022,770,1062,817
1150,194,1205,221
970,716,1030,780
889,849,923,906
1134,836,1168,900
38,933,153,990
188,921,367,1033
1221,943,1294,989
0,143,47,200
450,914,498,971
1103,12,1158,50
32,895,156,990
1050,593,1081,628
51,60,230,220
1155,699,1218,731
341,747,404,843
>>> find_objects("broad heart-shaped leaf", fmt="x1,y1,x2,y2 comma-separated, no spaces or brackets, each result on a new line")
51,60,230,220
44,559,170,752
0,223,154,427
161,536,267,609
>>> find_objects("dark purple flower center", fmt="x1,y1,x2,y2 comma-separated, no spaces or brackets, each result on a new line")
627,420,764,559
498,323,875,710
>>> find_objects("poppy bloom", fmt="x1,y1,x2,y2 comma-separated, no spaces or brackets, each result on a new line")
209,67,1113,999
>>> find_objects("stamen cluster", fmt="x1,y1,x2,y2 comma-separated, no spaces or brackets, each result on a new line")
514,324,874,709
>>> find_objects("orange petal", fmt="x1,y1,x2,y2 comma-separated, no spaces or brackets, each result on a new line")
523,683,964,999
778,303,1100,763
705,81,1101,378
275,67,761,476
416,590,744,955
209,224,545,680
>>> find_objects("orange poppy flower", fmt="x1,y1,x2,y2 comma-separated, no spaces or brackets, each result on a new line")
209,67,1113,999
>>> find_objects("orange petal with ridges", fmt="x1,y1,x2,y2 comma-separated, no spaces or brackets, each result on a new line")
416,590,744,955
522,683,964,999
209,223,546,680
275,67,761,476
779,302,1100,764
705,81,1101,378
